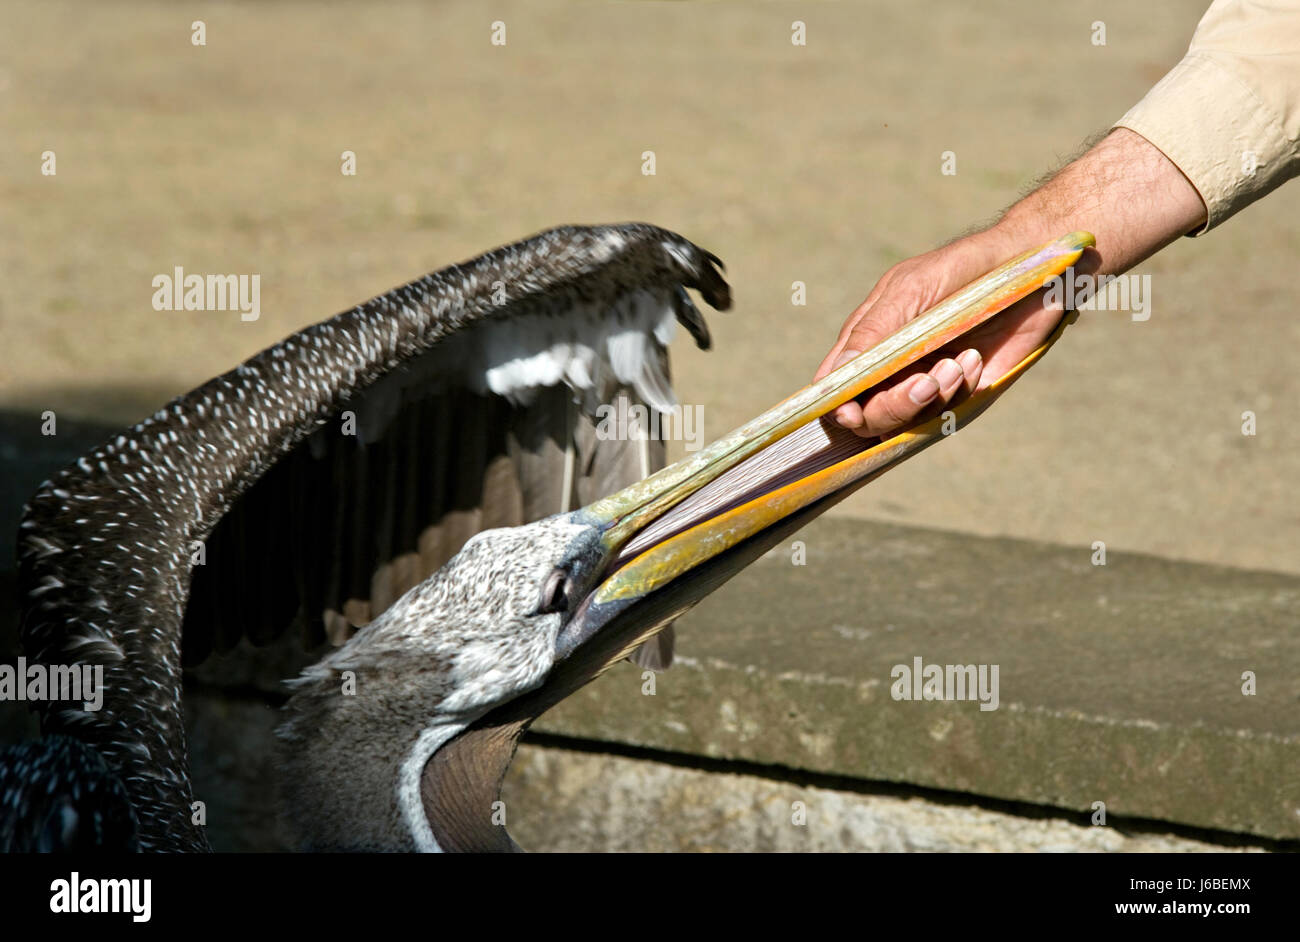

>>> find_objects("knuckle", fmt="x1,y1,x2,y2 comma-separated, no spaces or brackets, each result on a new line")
869,389,914,431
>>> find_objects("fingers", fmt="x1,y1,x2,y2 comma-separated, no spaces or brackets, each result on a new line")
831,348,983,438
814,233,1033,438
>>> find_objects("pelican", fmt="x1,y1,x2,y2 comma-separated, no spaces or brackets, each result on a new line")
4,223,1092,852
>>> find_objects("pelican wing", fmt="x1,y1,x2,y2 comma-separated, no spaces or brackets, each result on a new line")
182,384,672,665
18,223,729,851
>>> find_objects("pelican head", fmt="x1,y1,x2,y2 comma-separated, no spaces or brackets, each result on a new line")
278,232,1094,852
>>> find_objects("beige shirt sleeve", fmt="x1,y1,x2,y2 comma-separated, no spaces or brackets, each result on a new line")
1114,0,1300,234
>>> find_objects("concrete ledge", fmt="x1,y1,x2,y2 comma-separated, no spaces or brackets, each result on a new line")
502,743,1260,853
531,518,1300,841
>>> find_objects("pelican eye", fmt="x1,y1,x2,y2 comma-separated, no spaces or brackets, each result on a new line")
535,568,570,616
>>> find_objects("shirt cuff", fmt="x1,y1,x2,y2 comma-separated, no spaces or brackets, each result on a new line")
1114,53,1299,236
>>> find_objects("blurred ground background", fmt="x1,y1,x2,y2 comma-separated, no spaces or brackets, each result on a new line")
2,0,1297,574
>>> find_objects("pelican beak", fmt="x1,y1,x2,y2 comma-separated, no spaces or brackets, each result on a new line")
557,231,1094,661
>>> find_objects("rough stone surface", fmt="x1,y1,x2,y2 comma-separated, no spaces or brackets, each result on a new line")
532,517,1300,841
503,745,1260,853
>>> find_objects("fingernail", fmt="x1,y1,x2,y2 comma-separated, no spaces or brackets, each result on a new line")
908,375,940,404
934,359,962,389
957,348,981,374
831,349,860,371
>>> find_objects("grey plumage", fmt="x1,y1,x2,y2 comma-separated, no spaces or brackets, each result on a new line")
277,516,593,851
13,223,728,852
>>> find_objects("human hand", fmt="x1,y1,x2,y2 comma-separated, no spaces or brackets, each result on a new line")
816,128,1206,439
814,233,1082,438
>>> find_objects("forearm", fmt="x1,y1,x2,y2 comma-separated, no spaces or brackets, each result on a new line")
968,128,1208,276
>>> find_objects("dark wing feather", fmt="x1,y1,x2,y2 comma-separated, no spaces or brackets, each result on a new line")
181,383,671,672
0,736,138,853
